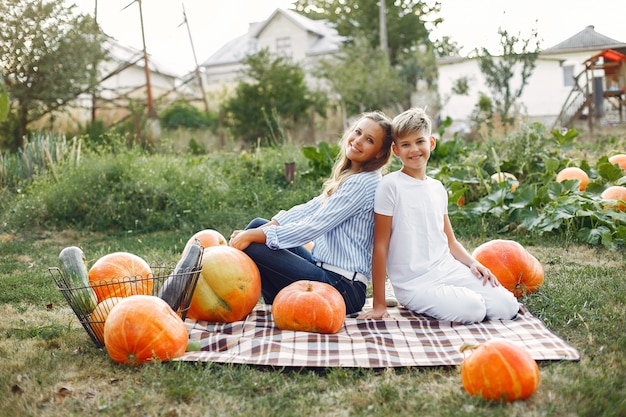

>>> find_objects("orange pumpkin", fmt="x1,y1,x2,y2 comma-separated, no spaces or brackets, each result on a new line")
88,252,153,302
608,154,626,171
556,167,589,191
491,172,519,191
460,338,540,402
187,246,261,322
601,185,626,211
90,296,124,345
272,281,346,334
472,239,544,297
185,229,227,251
104,295,188,365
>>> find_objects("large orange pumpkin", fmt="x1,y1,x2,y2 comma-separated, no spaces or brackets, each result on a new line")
608,154,626,171
460,338,540,402
472,240,544,297
104,295,188,365
601,185,626,211
88,252,153,302
186,246,261,322
90,296,124,345
556,167,589,191
185,229,227,251
272,281,346,334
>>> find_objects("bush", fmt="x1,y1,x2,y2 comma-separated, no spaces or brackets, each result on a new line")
160,100,217,130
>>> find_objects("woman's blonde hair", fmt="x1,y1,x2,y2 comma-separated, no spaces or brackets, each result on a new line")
321,111,393,198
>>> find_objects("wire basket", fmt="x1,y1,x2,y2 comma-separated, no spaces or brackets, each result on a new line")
49,262,202,348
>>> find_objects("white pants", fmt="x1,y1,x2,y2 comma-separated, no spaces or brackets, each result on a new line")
396,259,520,324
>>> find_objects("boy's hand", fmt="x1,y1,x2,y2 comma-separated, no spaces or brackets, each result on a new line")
357,306,390,320
469,261,500,287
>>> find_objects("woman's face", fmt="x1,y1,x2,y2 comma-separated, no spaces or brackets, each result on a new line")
344,117,385,169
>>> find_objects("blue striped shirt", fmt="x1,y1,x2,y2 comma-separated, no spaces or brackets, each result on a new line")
263,170,382,280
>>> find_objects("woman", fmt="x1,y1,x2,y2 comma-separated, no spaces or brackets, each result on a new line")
229,111,393,314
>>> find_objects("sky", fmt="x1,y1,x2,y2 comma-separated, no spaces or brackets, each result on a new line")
67,0,626,76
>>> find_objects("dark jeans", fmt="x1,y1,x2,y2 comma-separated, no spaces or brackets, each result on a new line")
242,218,367,315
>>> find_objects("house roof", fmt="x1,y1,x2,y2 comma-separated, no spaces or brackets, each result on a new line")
200,8,344,68
542,25,626,54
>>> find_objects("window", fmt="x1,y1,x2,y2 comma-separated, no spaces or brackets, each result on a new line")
563,65,575,87
276,37,292,58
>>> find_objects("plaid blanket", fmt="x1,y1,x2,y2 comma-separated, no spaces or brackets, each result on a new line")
178,300,580,368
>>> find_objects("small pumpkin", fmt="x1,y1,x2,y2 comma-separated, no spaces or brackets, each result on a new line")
490,172,519,191
88,252,153,302
601,185,626,211
272,281,346,334
103,295,188,365
472,239,544,297
90,296,124,345
185,229,227,251
187,246,261,323
608,154,626,171
460,338,540,402
556,167,589,191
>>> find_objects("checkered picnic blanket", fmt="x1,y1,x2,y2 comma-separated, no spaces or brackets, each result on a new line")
178,300,580,367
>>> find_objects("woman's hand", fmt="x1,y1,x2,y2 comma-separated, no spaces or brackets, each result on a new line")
229,229,265,251
469,261,500,287
357,306,390,320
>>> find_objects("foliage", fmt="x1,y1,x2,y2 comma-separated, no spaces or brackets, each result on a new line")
0,0,109,149
1,142,319,234
314,38,405,116
293,0,440,67
475,27,540,132
0,132,82,191
160,100,217,130
0,74,8,123
301,141,340,183
297,0,440,110
222,49,326,146
439,123,626,250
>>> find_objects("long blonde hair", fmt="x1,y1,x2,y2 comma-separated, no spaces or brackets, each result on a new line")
321,111,393,198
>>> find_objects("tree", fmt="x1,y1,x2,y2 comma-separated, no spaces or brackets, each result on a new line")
293,0,440,66
223,49,326,146
0,0,108,149
475,28,540,131
314,37,405,119
293,0,440,111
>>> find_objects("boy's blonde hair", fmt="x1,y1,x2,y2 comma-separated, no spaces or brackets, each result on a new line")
392,107,432,141
322,111,393,198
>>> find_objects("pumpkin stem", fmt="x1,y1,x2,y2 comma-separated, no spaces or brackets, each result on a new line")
306,282,314,292
459,342,479,353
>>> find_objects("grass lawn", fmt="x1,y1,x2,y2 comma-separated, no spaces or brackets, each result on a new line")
0,228,624,417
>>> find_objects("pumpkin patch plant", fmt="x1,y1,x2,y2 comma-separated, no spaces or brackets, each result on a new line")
472,239,544,297
460,338,540,402
601,185,626,211
272,281,346,334
555,167,589,191
187,246,261,322
88,252,153,302
103,295,189,365
608,153,626,172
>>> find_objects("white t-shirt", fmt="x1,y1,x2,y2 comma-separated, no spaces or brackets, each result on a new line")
374,171,455,301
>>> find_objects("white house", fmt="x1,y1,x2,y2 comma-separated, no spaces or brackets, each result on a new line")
436,25,626,135
199,8,344,98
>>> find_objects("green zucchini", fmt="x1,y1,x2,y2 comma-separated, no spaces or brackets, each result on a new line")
158,239,203,313
58,246,98,316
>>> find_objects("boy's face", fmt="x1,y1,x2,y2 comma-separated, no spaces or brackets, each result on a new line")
392,130,436,170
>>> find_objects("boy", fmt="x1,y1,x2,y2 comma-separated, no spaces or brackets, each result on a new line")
358,108,519,323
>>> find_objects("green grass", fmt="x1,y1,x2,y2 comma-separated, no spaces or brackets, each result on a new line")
0,229,624,417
